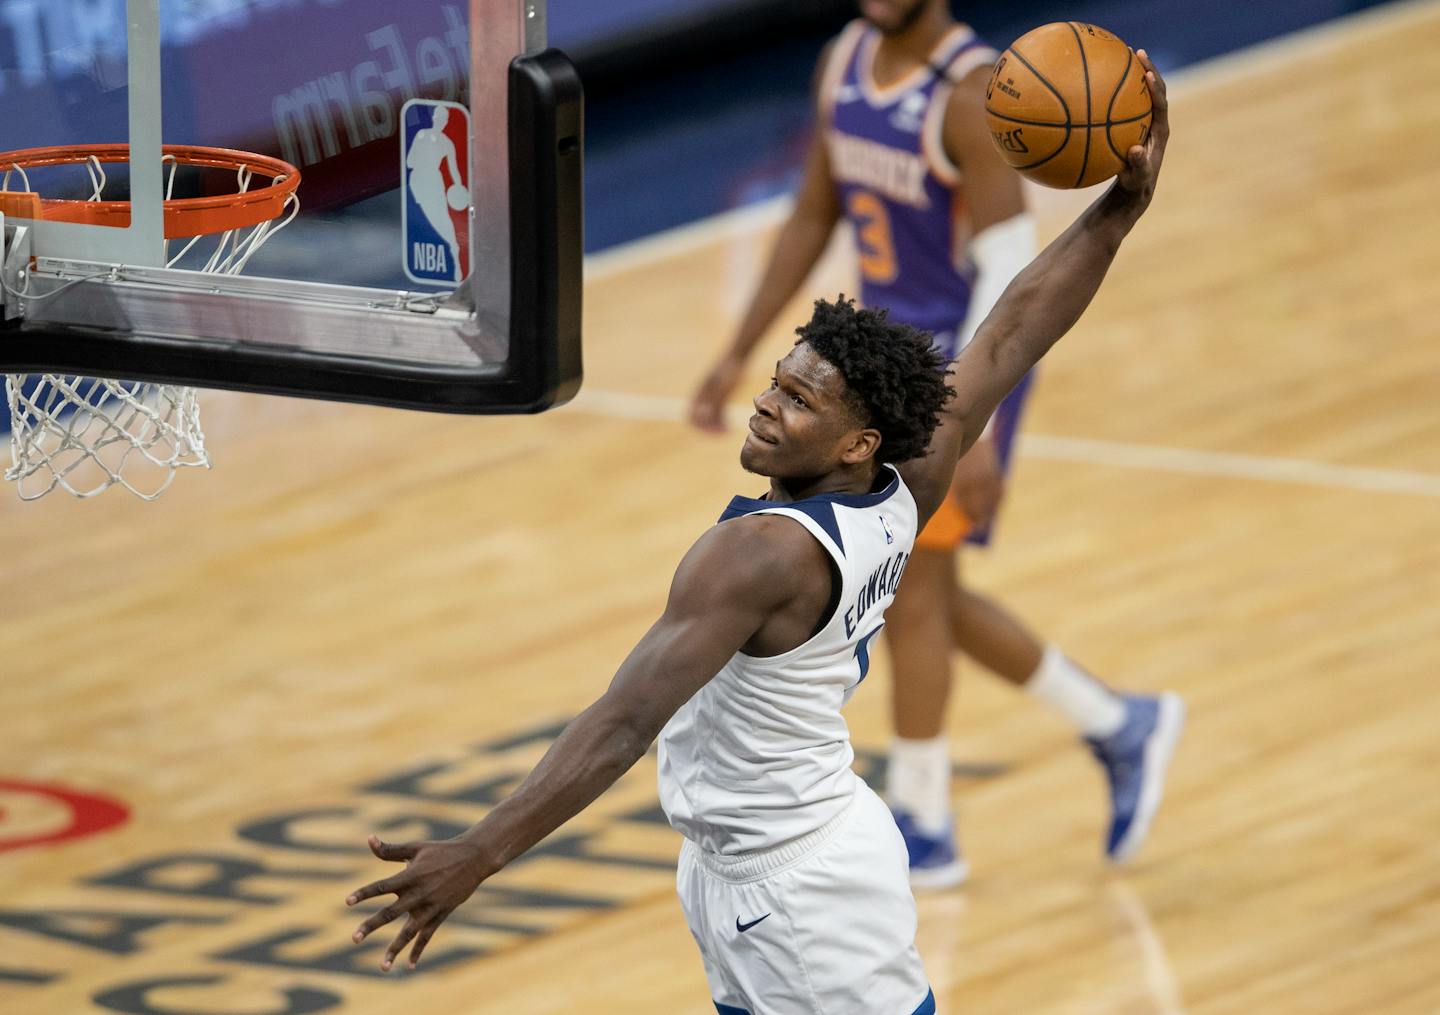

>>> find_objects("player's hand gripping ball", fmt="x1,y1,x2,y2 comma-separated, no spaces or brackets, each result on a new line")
985,22,1152,189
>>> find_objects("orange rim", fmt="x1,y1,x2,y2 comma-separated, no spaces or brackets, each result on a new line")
0,144,301,239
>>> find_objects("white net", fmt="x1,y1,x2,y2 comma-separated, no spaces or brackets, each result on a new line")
3,152,297,500
5,376,208,500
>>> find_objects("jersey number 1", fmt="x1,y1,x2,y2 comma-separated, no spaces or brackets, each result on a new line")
848,192,898,285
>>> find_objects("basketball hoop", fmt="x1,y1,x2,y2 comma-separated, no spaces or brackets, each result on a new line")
0,144,301,500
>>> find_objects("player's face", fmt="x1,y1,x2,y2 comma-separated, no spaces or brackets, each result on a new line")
857,0,931,36
740,345,872,480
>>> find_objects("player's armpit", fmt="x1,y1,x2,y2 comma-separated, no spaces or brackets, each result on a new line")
896,400,980,529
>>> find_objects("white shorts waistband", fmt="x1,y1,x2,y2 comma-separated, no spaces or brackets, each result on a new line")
684,793,859,884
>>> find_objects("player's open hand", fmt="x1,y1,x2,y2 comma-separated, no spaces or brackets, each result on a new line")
1116,49,1169,203
690,355,744,432
346,833,489,972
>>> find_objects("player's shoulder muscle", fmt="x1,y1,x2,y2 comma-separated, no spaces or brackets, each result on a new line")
670,513,827,617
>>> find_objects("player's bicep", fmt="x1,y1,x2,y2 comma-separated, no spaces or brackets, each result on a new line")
597,525,793,737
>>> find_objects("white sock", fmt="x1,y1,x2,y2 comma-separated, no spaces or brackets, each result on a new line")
887,735,952,832
1025,644,1127,738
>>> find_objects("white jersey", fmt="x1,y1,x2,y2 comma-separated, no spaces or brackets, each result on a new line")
657,465,919,855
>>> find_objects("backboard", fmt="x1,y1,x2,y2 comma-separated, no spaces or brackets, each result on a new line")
0,0,582,413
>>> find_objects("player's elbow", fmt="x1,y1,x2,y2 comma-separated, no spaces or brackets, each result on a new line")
588,688,666,765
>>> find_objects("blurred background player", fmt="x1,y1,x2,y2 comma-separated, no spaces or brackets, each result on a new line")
688,0,1184,887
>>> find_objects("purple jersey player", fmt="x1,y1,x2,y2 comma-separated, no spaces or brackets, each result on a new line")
690,0,1184,886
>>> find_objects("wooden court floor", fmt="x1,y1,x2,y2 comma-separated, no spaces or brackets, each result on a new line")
4,2,1440,1011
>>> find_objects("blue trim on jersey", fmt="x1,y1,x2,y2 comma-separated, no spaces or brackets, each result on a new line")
720,497,846,556
717,466,904,559
852,622,885,687
713,1004,750,1015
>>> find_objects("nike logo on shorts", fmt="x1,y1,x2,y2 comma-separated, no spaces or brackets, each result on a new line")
736,913,770,933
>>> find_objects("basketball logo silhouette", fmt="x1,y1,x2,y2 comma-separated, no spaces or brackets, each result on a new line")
984,22,1152,189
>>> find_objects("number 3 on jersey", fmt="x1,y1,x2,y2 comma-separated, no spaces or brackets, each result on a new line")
848,191,898,285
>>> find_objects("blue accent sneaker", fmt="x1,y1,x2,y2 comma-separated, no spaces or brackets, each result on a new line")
1086,693,1186,863
891,809,970,889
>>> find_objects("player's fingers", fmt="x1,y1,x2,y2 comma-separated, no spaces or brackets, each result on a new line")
695,398,728,433
1142,71,1169,127
1136,50,1167,97
368,835,421,863
406,918,444,969
381,919,420,972
352,901,413,944
346,869,412,907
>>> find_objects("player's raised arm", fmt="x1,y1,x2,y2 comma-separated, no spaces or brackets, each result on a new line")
344,517,820,972
689,43,844,432
904,52,1169,515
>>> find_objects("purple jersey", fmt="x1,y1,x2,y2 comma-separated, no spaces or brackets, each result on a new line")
822,22,999,359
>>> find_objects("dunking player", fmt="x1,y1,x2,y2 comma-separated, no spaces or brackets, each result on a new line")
347,59,1171,1013
689,0,1184,886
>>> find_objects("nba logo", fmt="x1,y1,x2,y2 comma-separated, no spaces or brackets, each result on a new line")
401,99,472,286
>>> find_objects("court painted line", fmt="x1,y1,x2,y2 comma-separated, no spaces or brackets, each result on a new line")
1019,434,1440,500
585,195,790,281
562,388,1440,500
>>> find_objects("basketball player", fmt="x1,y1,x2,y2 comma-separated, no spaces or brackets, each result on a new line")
347,61,1170,1011
689,0,1183,886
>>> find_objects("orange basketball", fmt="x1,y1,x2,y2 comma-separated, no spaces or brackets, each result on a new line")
984,22,1152,189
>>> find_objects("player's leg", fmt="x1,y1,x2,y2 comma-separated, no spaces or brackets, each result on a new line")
949,610,1186,862
884,517,969,889
968,610,1186,863
952,373,1186,862
950,586,1128,734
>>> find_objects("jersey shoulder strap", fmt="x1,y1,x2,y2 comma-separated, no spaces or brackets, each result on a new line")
934,29,999,84
818,19,871,121
718,497,847,563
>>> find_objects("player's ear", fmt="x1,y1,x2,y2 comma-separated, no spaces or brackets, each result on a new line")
839,427,882,466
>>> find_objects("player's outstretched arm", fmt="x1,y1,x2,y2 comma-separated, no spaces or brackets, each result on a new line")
345,517,817,972
689,46,843,432
906,52,1169,516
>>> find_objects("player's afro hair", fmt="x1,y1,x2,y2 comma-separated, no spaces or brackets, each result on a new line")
796,296,953,464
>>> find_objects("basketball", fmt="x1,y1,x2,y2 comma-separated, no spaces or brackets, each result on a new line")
984,22,1152,189
447,183,470,211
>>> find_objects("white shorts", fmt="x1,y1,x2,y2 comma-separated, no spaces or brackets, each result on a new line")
676,782,935,1014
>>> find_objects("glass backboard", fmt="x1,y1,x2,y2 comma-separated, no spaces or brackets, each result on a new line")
0,0,582,413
